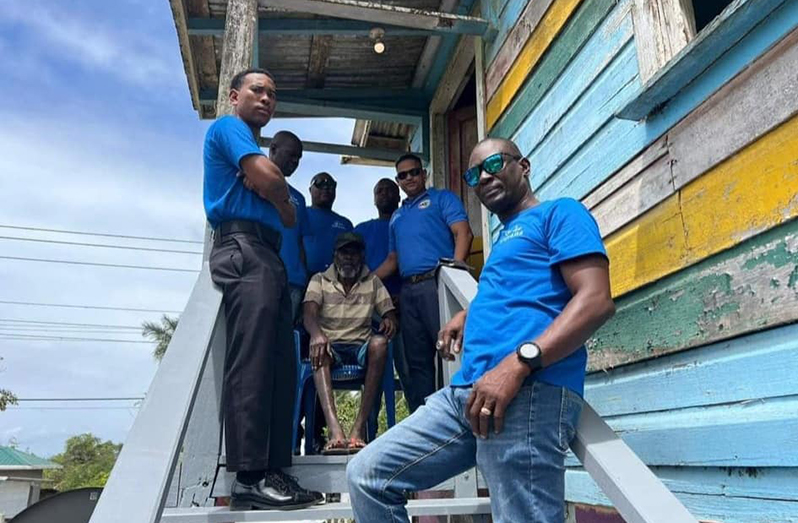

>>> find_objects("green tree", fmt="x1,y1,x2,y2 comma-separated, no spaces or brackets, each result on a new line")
44,433,121,491
142,315,178,361
0,357,17,411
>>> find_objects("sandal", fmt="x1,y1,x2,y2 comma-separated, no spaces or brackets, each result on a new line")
322,438,350,455
347,437,367,454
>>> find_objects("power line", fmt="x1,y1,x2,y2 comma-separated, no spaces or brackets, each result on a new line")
16,397,144,402
0,235,202,255
0,224,203,244
0,319,143,329
0,300,182,314
0,328,142,335
8,406,141,411
0,255,200,273
0,334,152,343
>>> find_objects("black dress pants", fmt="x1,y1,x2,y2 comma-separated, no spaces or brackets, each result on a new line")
210,229,295,472
397,278,440,413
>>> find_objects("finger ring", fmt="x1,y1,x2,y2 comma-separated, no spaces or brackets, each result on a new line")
480,407,492,416
436,340,444,349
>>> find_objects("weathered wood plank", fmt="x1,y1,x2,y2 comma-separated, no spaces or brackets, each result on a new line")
606,113,798,298
586,322,798,416
411,0,457,89
535,0,798,203
216,0,257,115
486,0,585,128
306,35,333,88
169,0,203,112
430,32,475,115
593,215,798,369
669,26,798,189
526,42,640,189
483,0,533,67
512,4,633,165
485,0,556,101
566,468,798,523
488,0,617,138
630,0,694,84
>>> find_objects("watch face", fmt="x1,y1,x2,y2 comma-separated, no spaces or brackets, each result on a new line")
520,343,540,359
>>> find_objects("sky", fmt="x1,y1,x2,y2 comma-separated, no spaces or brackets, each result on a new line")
0,0,395,458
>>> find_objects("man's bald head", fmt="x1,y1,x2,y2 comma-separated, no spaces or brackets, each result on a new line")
475,137,522,157
468,137,532,220
269,131,303,177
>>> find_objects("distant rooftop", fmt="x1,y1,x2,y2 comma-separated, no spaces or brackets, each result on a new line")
0,446,60,470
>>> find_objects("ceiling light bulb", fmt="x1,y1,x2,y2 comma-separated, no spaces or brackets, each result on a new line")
374,40,386,54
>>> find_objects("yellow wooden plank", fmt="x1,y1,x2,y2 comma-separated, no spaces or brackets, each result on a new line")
485,0,584,128
606,115,798,297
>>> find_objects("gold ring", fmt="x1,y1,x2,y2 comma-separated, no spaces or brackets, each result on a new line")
480,407,492,416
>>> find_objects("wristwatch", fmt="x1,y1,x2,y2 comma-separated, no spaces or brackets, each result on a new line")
516,341,543,372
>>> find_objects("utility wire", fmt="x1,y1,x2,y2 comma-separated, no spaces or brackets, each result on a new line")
0,224,203,244
8,406,141,411
0,255,200,273
0,235,202,255
0,334,152,343
0,319,143,329
0,300,182,314
16,397,144,402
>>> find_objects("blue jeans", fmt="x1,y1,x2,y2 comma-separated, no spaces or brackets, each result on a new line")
347,381,582,522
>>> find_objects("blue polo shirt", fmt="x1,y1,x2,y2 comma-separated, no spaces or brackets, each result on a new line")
304,207,353,275
452,198,607,396
278,184,310,288
203,115,282,230
355,218,402,296
388,188,468,278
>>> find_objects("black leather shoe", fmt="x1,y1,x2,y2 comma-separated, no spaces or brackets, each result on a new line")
274,470,325,505
230,472,317,511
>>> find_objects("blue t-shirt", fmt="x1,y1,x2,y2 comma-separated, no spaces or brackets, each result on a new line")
303,207,354,275
203,116,282,230
388,188,468,278
278,184,310,288
355,218,402,296
452,198,607,397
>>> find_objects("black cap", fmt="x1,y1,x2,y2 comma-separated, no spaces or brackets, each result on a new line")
335,232,365,251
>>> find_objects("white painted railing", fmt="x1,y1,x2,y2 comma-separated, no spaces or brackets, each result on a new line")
436,266,698,523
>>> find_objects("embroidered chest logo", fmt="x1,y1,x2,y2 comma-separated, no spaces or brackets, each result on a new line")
290,195,300,206
332,221,348,230
498,224,524,244
418,199,431,209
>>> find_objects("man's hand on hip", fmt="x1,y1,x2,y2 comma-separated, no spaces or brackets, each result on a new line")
466,353,531,438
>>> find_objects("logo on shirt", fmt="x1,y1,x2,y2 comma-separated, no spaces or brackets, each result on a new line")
289,195,300,205
418,199,431,209
333,221,348,230
498,224,524,244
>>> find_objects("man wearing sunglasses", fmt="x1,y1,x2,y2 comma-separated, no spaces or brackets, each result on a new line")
348,138,615,522
304,172,354,276
374,153,473,413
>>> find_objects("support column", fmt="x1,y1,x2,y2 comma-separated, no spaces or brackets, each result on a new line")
216,0,258,116
474,36,492,260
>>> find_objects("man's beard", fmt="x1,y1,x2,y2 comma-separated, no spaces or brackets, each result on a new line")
336,264,359,279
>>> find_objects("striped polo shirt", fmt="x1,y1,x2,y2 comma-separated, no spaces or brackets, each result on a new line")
304,264,395,344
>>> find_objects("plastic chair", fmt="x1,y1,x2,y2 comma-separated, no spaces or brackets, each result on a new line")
291,330,396,455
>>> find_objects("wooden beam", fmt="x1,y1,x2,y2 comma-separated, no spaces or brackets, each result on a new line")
630,0,695,85
411,0,458,89
185,0,218,119
187,17,442,36
429,31,475,114
168,0,202,112
258,0,491,36
474,36,492,260
258,137,426,162
307,35,333,88
216,0,258,116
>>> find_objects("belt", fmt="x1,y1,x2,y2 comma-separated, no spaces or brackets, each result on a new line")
213,220,281,250
403,269,437,285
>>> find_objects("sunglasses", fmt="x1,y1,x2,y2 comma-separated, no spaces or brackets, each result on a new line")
312,179,337,190
463,152,523,187
396,167,424,181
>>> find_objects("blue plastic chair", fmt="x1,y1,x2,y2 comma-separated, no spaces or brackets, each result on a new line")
291,330,396,455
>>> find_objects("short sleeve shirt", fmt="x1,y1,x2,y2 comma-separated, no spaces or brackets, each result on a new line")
452,198,607,397
388,188,468,277
203,115,282,230
278,184,310,288
354,218,402,296
303,265,395,344
303,208,354,275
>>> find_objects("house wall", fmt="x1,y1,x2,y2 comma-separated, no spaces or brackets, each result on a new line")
0,473,39,519
480,0,798,520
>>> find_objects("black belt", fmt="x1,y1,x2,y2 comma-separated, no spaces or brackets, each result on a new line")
403,269,437,285
213,220,281,250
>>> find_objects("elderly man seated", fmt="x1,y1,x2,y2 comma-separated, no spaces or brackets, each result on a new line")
303,232,398,454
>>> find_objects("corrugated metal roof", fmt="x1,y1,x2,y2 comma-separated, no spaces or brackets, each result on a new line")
0,446,59,470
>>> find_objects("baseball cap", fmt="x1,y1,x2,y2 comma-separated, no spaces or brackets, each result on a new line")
335,232,365,251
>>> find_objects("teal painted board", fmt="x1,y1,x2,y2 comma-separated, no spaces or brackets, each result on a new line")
525,42,640,189
422,0,478,95
535,0,798,201
484,0,531,65
511,7,634,173
584,323,798,417
564,394,798,467
566,468,798,522
618,0,790,120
